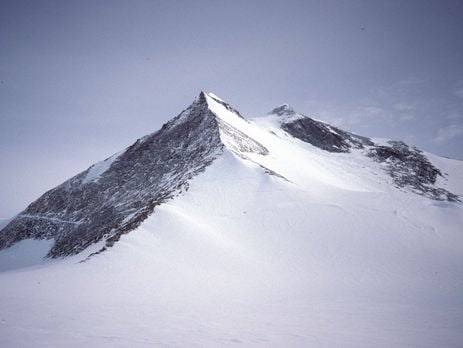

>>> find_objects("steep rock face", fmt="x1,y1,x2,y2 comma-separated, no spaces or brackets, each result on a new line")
368,141,460,202
272,105,459,202
272,105,373,152
0,92,225,257
0,94,460,259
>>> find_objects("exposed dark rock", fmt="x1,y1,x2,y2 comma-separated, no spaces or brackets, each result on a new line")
271,104,296,117
273,106,459,202
1,95,460,259
368,141,460,202
274,106,373,153
0,94,225,257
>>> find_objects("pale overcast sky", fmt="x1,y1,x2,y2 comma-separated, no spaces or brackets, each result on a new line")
1,0,463,217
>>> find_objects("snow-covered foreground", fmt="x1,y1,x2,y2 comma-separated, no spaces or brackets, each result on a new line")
1,150,463,347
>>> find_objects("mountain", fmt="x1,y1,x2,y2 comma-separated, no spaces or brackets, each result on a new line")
272,104,459,201
1,93,462,347
0,93,459,258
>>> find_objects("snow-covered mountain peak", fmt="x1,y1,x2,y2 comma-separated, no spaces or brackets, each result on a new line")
0,92,461,260
1,93,463,348
203,92,269,158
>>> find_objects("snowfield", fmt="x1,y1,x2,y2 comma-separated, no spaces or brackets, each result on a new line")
1,93,462,347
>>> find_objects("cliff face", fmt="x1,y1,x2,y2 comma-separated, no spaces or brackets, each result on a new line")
0,92,224,257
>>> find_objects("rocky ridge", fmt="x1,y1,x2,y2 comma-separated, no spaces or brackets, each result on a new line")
0,92,263,257
271,105,460,202
0,93,460,258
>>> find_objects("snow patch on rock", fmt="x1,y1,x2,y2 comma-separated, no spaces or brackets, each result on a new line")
81,151,122,184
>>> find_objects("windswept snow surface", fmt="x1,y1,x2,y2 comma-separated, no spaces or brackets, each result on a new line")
205,93,374,192
0,239,54,272
1,151,463,347
1,94,463,347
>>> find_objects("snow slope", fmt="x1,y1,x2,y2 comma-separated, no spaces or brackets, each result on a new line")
1,93,462,347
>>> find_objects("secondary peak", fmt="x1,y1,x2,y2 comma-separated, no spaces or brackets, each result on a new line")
270,104,296,117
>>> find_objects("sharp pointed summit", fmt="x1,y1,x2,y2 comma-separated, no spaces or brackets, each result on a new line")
0,93,461,260
0,92,228,257
1,92,462,348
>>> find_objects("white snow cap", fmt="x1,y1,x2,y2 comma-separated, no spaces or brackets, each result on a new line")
206,92,225,102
